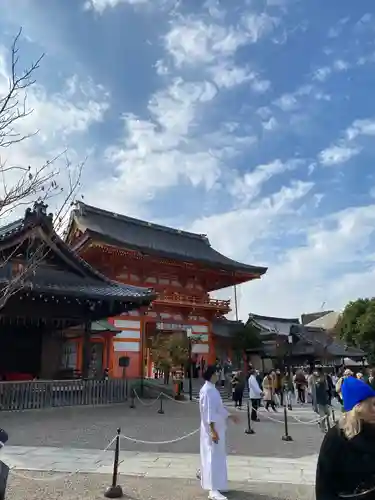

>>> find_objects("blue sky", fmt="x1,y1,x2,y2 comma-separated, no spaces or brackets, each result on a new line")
1,0,375,319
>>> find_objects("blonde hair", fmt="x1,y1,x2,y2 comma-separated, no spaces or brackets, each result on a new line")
339,399,373,439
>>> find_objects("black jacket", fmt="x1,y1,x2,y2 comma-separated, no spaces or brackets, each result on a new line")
315,378,329,406
316,423,375,499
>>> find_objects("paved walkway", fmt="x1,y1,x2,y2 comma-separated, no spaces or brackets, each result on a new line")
2,446,317,485
0,400,325,457
6,474,315,500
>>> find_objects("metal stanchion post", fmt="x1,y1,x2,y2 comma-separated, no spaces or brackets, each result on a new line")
104,428,123,498
158,394,164,414
331,406,336,424
281,405,293,442
130,388,135,409
326,414,331,430
244,400,255,435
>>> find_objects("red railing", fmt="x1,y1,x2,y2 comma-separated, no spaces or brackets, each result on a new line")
153,293,231,311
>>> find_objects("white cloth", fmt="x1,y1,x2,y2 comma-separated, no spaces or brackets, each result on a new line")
199,381,229,492
248,375,262,399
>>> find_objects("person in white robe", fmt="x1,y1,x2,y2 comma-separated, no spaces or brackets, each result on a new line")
199,365,239,500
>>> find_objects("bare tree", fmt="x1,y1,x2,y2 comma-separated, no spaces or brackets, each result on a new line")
0,28,84,308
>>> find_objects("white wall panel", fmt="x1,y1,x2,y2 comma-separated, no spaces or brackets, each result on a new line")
114,341,140,352
115,330,141,340
192,325,208,333
114,319,141,329
192,344,209,354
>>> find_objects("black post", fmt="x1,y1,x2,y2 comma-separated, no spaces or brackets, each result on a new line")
130,388,135,409
158,394,164,414
104,428,123,498
0,461,9,500
331,406,335,424
189,338,193,401
281,406,293,441
244,400,255,435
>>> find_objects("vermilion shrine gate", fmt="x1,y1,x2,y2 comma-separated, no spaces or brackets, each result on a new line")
66,202,267,379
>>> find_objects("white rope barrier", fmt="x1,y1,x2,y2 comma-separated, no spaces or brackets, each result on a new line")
133,388,196,405
135,386,336,426
119,428,199,445
159,391,196,404
5,423,201,484
247,403,336,426
133,389,162,406
8,435,117,482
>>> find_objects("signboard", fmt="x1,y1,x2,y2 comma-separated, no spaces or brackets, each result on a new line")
156,322,189,331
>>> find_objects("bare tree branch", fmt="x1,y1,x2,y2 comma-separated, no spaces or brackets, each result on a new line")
0,28,85,310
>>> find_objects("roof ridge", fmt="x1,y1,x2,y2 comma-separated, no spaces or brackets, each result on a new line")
0,218,23,237
76,202,211,244
249,313,300,323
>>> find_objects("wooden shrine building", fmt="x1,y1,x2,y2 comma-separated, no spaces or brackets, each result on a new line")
246,313,364,370
0,202,155,381
66,202,268,379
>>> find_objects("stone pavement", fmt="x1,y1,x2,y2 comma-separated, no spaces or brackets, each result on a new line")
2,445,317,485
6,474,315,500
0,400,325,458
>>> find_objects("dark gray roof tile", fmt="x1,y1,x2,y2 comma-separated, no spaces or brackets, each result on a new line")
73,203,267,275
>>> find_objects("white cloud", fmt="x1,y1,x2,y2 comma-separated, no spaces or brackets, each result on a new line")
88,78,231,213
163,12,279,68
89,5,280,214
190,180,313,261
209,64,255,89
241,12,279,43
274,93,298,111
346,119,375,141
333,59,350,71
262,116,278,131
230,158,304,205
84,0,153,13
162,11,276,96
319,145,361,166
313,59,352,83
318,117,375,167
251,78,271,93
164,19,248,67
203,0,226,20
313,66,332,82
191,199,375,318
0,45,108,218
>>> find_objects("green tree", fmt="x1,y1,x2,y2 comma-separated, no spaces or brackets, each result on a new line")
150,333,195,374
232,323,262,365
335,297,375,363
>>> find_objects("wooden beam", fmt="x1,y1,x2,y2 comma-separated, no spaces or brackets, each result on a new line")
81,320,91,379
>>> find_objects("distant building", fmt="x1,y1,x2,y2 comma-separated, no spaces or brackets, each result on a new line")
245,312,364,370
303,310,341,331
301,310,334,326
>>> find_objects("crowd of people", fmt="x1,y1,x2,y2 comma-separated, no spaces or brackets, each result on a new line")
198,362,375,500
229,364,375,433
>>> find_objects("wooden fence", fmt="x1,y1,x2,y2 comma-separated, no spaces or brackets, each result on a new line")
0,379,129,411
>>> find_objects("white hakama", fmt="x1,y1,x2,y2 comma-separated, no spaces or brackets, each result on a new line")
199,381,229,492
